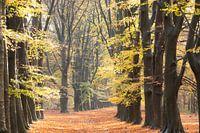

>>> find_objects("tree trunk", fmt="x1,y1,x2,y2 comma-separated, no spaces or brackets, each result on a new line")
18,40,30,127
26,103,32,124
16,99,28,133
8,49,18,133
152,3,164,129
140,0,153,126
132,96,142,124
128,32,142,124
60,46,69,113
7,8,27,133
162,37,184,131
27,98,37,121
38,53,44,119
74,85,81,112
162,33,184,133
4,36,10,133
0,1,7,132
160,0,185,131
186,0,200,129
31,11,41,121
0,21,7,133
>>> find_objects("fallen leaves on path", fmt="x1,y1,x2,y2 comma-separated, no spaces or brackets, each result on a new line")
29,108,198,133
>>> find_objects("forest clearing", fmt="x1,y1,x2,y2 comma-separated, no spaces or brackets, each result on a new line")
29,108,198,133
1,0,200,133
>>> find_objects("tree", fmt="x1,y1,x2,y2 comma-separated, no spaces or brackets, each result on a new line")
7,5,28,133
152,0,164,128
0,1,7,132
127,31,142,124
161,0,185,132
139,0,154,126
186,0,200,130
53,0,89,113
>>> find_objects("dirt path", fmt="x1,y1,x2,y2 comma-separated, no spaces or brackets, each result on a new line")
29,108,198,133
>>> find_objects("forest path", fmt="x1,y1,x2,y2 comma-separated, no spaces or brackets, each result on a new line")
29,108,198,133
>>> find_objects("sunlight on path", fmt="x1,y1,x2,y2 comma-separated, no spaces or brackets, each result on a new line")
29,108,198,133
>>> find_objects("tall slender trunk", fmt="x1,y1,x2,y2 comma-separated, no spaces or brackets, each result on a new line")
30,15,40,121
18,40,30,127
140,0,153,126
152,2,164,128
0,1,7,132
4,38,10,133
7,9,27,133
8,50,18,133
115,0,126,120
60,46,68,113
38,52,44,119
0,22,7,133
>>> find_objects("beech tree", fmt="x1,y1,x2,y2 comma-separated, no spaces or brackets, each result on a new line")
186,0,200,130
161,0,185,132
53,0,89,113
152,0,164,128
0,1,7,132
140,0,154,126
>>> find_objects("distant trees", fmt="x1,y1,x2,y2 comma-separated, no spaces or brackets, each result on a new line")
72,22,100,111
53,0,89,113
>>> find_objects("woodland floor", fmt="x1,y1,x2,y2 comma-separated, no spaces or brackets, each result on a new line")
29,108,199,133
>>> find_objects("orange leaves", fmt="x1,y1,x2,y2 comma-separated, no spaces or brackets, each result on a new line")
29,108,198,133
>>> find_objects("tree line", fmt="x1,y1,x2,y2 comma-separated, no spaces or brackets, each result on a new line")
0,0,200,133
93,0,200,132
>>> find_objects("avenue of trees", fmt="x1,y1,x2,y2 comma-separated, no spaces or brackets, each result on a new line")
0,0,200,133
